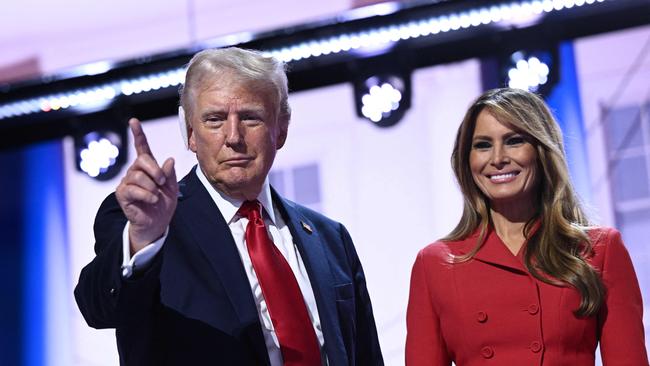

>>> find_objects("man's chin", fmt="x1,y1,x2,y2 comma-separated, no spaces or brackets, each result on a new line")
211,174,265,199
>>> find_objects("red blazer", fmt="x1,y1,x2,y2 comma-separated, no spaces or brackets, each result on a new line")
406,226,648,366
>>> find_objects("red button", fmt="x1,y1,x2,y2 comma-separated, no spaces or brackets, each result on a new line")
481,346,494,359
528,304,539,315
530,341,542,353
477,311,488,323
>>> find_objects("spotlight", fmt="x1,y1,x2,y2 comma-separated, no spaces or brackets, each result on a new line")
73,109,128,181
354,73,411,127
507,52,549,91
500,47,558,96
75,130,126,180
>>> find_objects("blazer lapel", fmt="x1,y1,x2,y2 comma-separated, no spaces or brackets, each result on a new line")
457,226,528,274
469,227,528,274
271,189,348,366
173,169,270,364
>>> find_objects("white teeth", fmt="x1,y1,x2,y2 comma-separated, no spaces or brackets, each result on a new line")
490,173,516,180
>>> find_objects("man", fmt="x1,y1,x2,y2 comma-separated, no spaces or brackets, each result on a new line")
74,47,383,366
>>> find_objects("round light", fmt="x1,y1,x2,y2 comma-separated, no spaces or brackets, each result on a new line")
77,131,123,179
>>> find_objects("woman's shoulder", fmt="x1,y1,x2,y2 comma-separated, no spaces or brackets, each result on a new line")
418,240,452,259
417,237,475,265
587,226,620,243
585,226,628,265
586,226,626,251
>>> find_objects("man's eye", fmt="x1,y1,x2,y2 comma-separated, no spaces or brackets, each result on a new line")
204,118,225,128
473,141,491,149
241,114,261,121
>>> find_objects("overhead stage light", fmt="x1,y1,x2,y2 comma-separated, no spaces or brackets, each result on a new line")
75,130,126,181
354,73,411,127
500,47,558,96
73,109,129,181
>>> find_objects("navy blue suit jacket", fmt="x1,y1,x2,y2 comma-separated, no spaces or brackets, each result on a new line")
75,168,383,365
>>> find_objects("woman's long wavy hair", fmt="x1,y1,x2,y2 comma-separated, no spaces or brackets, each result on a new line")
445,88,604,317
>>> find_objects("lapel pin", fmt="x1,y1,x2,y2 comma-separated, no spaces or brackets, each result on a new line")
301,221,313,234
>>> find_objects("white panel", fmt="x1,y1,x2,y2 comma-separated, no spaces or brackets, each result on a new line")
574,24,650,226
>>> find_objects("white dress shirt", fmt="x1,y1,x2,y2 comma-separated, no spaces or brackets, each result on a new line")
120,168,326,365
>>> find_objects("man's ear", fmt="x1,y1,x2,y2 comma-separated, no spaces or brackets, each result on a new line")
276,121,288,150
188,125,197,153
178,106,190,150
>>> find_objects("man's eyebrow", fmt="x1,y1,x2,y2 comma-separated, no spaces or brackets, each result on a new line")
237,107,266,114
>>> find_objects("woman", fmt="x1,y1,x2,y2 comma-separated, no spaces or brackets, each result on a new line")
406,88,648,365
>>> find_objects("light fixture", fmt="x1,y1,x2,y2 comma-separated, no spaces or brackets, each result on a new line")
500,47,558,96
74,130,126,181
264,0,609,63
72,108,129,181
354,73,411,127
0,0,615,122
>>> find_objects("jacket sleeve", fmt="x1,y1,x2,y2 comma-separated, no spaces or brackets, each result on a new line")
406,249,451,366
340,224,384,366
598,228,649,365
74,193,161,329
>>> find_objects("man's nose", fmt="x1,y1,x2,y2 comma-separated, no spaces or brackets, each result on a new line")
224,116,244,146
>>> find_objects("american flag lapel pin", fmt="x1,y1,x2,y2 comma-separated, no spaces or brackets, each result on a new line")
301,221,313,234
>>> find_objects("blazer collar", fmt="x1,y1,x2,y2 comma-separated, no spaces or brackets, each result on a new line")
270,190,348,366
175,167,271,365
455,224,536,274
193,165,277,224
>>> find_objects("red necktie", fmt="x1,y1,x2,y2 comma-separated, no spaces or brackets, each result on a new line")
238,200,321,366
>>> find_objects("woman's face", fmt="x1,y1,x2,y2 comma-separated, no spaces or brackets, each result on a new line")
469,109,540,206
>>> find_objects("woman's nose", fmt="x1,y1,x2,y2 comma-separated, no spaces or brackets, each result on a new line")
491,145,510,166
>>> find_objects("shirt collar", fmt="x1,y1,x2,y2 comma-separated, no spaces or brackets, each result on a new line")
195,166,276,224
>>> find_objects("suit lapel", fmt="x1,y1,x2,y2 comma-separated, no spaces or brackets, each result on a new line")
272,189,347,366
174,169,270,364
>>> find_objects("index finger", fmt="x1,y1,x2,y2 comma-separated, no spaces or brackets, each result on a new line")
129,118,154,157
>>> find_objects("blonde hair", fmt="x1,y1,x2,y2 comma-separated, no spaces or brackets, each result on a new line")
179,47,291,129
446,88,604,317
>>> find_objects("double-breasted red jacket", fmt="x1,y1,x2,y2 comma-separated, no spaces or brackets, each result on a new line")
406,226,648,365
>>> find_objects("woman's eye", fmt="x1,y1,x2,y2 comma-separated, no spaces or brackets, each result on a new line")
506,136,526,145
473,141,491,149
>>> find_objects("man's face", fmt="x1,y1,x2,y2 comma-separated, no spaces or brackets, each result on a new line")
188,76,287,200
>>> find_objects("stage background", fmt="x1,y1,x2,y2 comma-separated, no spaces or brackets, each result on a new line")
0,1,648,365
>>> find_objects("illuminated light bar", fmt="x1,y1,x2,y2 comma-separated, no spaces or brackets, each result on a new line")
0,0,610,121
0,68,185,120
264,0,608,62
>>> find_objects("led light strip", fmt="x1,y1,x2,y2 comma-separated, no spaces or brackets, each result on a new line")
0,0,606,120
265,0,605,62
0,68,185,120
